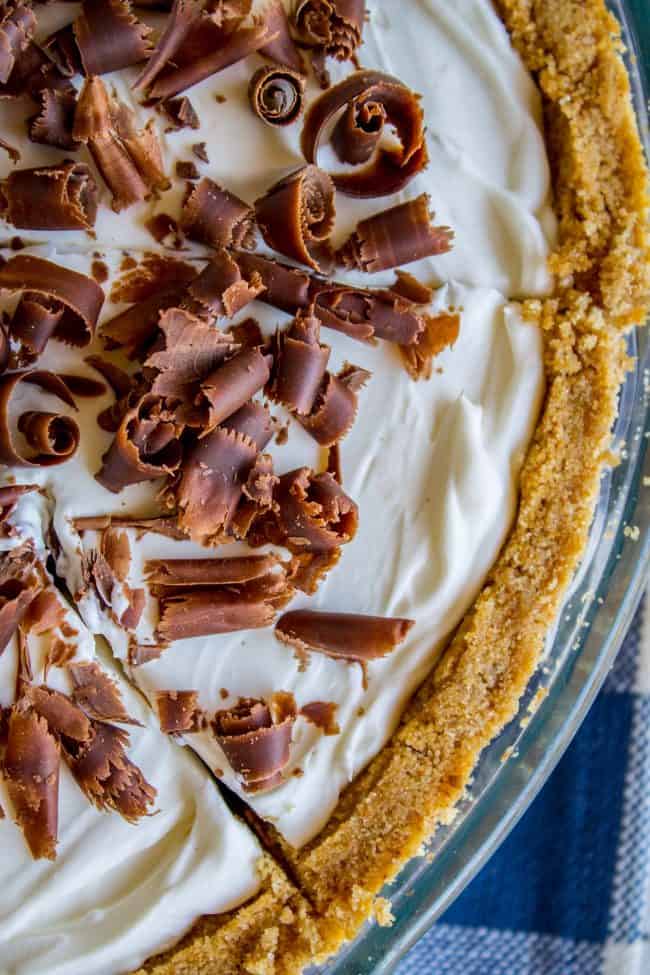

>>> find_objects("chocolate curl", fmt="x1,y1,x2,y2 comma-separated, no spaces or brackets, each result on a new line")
156,690,201,733
0,483,38,532
28,89,79,151
297,362,370,446
269,311,330,415
224,401,276,450
183,250,264,318
101,288,188,360
258,0,304,73
234,251,311,314
275,609,414,664
254,165,335,272
73,0,153,76
254,467,358,553
331,96,386,165
0,547,40,655
145,553,278,587
181,178,255,250
3,704,59,860
0,371,80,468
174,425,258,545
63,719,156,822
95,393,183,493
134,0,204,93
212,692,296,792
10,293,65,365
338,194,454,272
40,24,82,79
57,374,106,398
313,284,424,345
146,306,236,405
300,700,339,735
147,17,276,101
0,254,104,347
301,70,427,197
73,77,169,212
198,347,272,431
85,356,133,400
0,37,71,100
68,660,140,725
73,513,187,541
229,451,278,540
249,64,304,127
0,162,98,232
22,588,65,635
17,411,80,463
231,317,264,351
25,686,92,742
293,0,364,62
0,3,35,85
155,573,290,640
401,311,460,381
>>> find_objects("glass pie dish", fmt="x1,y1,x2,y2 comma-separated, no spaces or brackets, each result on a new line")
318,1,650,971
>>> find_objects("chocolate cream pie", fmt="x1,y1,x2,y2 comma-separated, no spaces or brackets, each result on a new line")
0,1,647,973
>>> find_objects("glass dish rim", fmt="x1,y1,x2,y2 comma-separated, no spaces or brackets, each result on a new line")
317,2,650,972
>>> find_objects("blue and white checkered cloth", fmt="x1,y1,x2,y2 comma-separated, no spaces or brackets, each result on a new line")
396,596,650,975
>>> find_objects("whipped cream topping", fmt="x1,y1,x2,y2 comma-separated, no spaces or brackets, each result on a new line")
0,0,553,970
0,525,261,975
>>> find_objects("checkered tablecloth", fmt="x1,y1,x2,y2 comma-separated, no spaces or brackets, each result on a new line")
396,595,650,975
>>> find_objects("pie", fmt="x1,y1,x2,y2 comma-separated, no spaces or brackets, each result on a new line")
0,1,647,974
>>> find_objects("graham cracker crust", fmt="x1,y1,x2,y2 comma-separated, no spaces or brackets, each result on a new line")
137,1,650,971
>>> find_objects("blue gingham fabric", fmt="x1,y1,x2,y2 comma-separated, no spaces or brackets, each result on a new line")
396,595,650,975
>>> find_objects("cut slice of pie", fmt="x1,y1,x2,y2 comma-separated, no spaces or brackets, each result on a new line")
0,1,647,974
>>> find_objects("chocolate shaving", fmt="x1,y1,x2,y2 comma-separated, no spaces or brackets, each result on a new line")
68,660,139,725
3,703,59,860
146,305,236,406
181,178,256,250
23,588,65,635
212,692,295,792
96,393,183,493
40,24,81,79
63,719,156,821
231,316,263,350
57,373,106,398
128,641,164,666
28,89,79,151
176,160,200,180
301,70,427,197
400,311,460,381
0,134,19,162
0,254,104,346
183,250,264,318
331,95,385,165
234,250,311,314
17,410,80,463
297,362,370,446
0,483,38,531
163,95,199,131
0,161,97,230
269,311,330,415
0,37,71,100
156,689,201,733
259,0,304,72
252,467,357,553
0,370,79,467
25,686,91,742
146,16,276,101
254,165,335,272
73,513,187,541
133,0,204,94
73,0,152,76
313,283,424,345
249,64,304,127
110,254,197,305
0,3,35,85
100,527,131,581
0,548,40,656
275,609,414,666
287,549,340,595
293,0,364,63
300,700,339,735
145,553,278,587
338,194,454,272
73,77,169,212
101,288,188,360
9,293,65,365
192,141,209,163
198,347,272,431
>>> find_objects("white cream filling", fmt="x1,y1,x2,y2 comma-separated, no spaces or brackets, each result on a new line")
0,0,553,969
0,532,262,975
